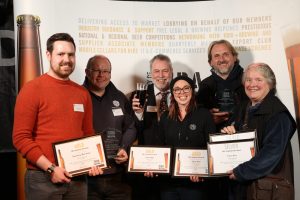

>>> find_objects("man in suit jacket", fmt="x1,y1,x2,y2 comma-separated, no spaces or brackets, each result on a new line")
132,54,173,145
130,54,173,200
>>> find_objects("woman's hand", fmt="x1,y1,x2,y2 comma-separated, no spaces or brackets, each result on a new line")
227,169,237,180
221,125,236,134
190,176,204,182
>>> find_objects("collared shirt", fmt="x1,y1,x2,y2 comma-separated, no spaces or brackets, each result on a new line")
154,86,170,108
135,86,170,121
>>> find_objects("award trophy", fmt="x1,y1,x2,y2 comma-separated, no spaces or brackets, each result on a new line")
215,88,235,113
101,128,122,160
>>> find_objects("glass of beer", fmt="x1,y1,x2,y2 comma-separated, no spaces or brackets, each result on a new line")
281,23,300,135
136,83,147,107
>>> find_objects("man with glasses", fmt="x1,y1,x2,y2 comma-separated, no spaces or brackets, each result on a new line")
196,40,248,200
130,54,173,200
83,55,136,200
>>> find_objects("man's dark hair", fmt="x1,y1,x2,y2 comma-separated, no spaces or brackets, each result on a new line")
46,33,76,53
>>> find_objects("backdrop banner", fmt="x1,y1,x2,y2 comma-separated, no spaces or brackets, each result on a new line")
12,0,300,199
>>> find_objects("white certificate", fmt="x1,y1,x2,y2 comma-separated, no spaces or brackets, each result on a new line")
53,135,107,177
128,146,171,174
209,130,256,143
208,140,256,175
173,149,209,177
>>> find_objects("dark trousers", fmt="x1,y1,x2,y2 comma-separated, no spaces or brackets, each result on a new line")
160,183,206,200
25,170,87,200
206,177,229,200
88,173,131,200
128,174,161,200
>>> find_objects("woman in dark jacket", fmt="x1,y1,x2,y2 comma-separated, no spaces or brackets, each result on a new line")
157,76,216,200
222,63,296,200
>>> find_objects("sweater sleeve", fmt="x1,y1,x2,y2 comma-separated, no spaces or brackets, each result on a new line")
13,83,43,164
233,112,294,182
82,90,95,136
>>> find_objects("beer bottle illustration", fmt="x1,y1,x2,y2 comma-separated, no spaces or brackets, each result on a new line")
129,150,134,170
176,153,180,175
17,14,43,90
16,14,43,200
281,23,300,138
96,143,104,164
164,152,168,170
58,149,65,169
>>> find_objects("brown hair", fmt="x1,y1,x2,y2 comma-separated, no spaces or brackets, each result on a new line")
46,33,76,53
207,39,239,64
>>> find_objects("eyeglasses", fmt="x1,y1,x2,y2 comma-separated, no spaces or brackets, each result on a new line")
173,86,191,94
89,69,111,75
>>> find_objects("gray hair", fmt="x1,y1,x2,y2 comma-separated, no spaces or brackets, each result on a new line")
149,54,173,71
242,63,276,92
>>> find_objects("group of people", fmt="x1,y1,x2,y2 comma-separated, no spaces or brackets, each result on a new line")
12,32,296,200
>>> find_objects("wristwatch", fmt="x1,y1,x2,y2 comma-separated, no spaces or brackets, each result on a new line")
46,164,56,174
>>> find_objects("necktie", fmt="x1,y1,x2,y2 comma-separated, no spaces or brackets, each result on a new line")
159,92,169,116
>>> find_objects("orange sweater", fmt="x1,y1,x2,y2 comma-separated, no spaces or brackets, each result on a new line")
13,74,94,169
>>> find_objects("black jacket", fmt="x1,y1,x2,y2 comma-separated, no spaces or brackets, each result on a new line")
83,78,136,174
130,84,161,145
230,91,296,200
158,107,215,148
196,64,248,130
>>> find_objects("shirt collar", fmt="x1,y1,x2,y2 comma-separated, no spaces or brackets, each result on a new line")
154,86,170,96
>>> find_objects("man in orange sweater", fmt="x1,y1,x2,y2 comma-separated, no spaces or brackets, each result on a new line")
13,33,103,200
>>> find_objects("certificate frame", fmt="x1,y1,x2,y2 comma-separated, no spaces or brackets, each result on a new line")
209,130,257,143
53,135,108,177
207,139,256,176
127,145,171,174
172,148,210,177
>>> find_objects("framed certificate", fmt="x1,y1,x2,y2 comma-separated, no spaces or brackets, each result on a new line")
53,135,108,177
128,146,171,174
173,148,209,177
207,139,256,175
209,130,256,143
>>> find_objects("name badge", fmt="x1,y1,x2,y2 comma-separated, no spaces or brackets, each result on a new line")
146,106,157,113
73,104,84,112
112,108,123,116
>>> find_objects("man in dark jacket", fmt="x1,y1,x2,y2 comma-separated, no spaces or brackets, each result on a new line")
197,40,248,200
83,55,136,200
130,54,173,200
197,39,248,131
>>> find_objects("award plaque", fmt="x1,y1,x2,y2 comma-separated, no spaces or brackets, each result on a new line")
128,146,171,174
53,135,107,177
173,148,209,177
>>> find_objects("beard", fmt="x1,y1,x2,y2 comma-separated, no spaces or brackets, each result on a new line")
214,62,234,75
51,62,74,79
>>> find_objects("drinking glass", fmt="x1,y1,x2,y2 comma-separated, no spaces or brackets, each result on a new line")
136,83,147,107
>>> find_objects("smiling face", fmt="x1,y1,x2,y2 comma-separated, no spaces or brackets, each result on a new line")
172,80,192,108
209,43,237,79
86,56,111,92
47,41,76,80
151,59,173,92
244,67,271,105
